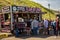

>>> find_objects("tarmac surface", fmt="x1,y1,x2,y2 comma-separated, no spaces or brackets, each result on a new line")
1,35,60,40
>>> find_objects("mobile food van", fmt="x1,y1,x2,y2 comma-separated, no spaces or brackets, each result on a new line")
0,6,45,34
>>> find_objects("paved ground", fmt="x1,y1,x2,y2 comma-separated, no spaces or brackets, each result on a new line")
1,35,60,40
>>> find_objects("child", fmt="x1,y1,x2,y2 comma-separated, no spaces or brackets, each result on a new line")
14,28,19,37
48,26,54,35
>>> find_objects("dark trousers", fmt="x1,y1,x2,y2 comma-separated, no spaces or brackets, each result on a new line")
48,30,49,35
52,26,56,35
31,29,33,35
47,27,49,35
54,27,56,35
15,30,19,37
56,30,58,36
18,28,24,34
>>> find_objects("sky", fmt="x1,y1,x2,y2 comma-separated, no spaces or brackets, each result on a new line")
30,0,60,11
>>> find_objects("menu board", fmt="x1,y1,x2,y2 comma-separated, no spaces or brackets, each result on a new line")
18,18,24,22
2,6,10,13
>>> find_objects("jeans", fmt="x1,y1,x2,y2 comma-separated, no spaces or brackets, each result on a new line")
33,27,38,35
54,27,56,35
15,30,19,37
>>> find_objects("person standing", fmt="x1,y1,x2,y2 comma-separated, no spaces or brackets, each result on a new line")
31,18,39,35
43,19,49,35
56,17,60,36
51,20,56,35
38,21,44,34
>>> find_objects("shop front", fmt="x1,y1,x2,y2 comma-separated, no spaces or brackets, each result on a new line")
0,6,44,33
0,6,11,32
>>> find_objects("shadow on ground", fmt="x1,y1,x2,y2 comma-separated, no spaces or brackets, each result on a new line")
14,34,55,39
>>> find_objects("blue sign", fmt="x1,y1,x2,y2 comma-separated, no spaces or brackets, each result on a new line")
12,6,17,12
17,6,25,12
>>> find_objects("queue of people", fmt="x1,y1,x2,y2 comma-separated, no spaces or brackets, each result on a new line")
13,17,60,37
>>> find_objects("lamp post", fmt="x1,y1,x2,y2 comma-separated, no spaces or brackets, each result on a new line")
48,3,51,20
10,0,18,30
10,6,13,30
10,0,16,30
